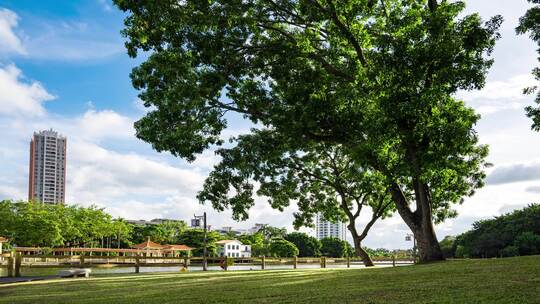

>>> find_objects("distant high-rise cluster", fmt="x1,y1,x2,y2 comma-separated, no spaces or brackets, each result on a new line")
28,129,67,204
316,213,347,241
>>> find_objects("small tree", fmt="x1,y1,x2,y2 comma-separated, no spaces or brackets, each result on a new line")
285,232,321,257
238,232,266,257
439,236,456,258
514,232,540,256
320,237,351,258
178,229,221,257
269,238,299,258
198,138,393,266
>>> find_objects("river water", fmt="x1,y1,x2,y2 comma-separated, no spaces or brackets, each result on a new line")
0,262,403,277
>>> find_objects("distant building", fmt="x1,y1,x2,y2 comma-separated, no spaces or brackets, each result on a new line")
126,219,149,226
216,227,248,236
315,213,347,241
248,223,267,234
149,218,184,225
28,129,67,204
0,236,7,255
126,218,185,226
216,240,251,258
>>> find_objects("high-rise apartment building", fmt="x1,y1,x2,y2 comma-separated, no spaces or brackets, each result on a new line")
28,129,67,204
315,213,347,241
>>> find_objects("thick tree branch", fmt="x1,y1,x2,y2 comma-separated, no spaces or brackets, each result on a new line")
309,0,369,68
256,22,354,81
389,182,417,230
380,0,389,17
428,0,438,12
358,211,380,241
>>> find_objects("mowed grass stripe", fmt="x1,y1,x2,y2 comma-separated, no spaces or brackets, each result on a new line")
0,256,539,303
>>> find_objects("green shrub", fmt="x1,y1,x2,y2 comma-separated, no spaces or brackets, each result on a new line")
268,238,299,257
501,246,519,257
514,232,540,255
439,236,456,258
454,245,467,258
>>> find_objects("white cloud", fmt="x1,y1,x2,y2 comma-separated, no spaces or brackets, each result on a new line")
0,8,25,55
458,74,537,115
97,0,113,12
0,7,122,61
68,141,205,200
76,109,134,141
0,64,55,117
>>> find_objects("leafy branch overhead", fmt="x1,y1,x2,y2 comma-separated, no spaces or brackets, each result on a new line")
517,0,540,131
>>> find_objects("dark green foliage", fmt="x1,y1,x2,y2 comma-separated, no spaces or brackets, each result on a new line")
501,246,520,258
177,229,222,257
517,0,540,130
113,0,502,262
514,232,540,255
439,235,456,258
364,247,392,257
454,245,467,258
455,204,540,258
285,232,321,257
320,237,353,258
268,238,299,257
238,232,266,257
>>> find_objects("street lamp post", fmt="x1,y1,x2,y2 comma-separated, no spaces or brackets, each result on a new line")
194,213,208,271
405,233,417,263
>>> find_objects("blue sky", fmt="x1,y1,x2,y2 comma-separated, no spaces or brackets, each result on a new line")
1,0,540,249
1,0,138,116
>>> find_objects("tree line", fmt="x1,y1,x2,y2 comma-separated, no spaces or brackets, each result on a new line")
0,200,365,258
439,204,540,259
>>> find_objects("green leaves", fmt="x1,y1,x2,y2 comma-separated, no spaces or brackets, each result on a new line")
0,200,132,248
517,1,540,130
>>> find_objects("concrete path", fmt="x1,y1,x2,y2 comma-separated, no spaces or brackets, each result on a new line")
0,276,59,284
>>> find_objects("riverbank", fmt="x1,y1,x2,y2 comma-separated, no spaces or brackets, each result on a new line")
0,255,539,303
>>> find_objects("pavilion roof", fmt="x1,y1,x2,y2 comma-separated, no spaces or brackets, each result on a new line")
131,239,165,250
0,236,7,242
162,244,193,251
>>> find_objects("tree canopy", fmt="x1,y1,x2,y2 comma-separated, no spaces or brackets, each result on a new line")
0,200,132,248
285,232,321,257
268,238,299,257
114,0,502,262
444,204,540,258
517,0,540,130
320,237,354,258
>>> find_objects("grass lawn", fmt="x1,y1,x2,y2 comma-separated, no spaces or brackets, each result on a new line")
0,256,539,304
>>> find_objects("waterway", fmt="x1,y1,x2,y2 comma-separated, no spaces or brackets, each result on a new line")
0,262,403,277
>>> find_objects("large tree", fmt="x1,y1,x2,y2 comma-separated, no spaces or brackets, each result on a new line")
115,0,501,262
517,0,540,130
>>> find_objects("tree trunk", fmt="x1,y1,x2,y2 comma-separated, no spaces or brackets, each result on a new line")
390,182,444,263
413,219,444,262
355,243,374,267
347,222,375,267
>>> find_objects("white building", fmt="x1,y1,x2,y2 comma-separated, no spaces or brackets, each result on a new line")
28,129,67,204
216,240,251,258
315,213,347,241
0,237,6,253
